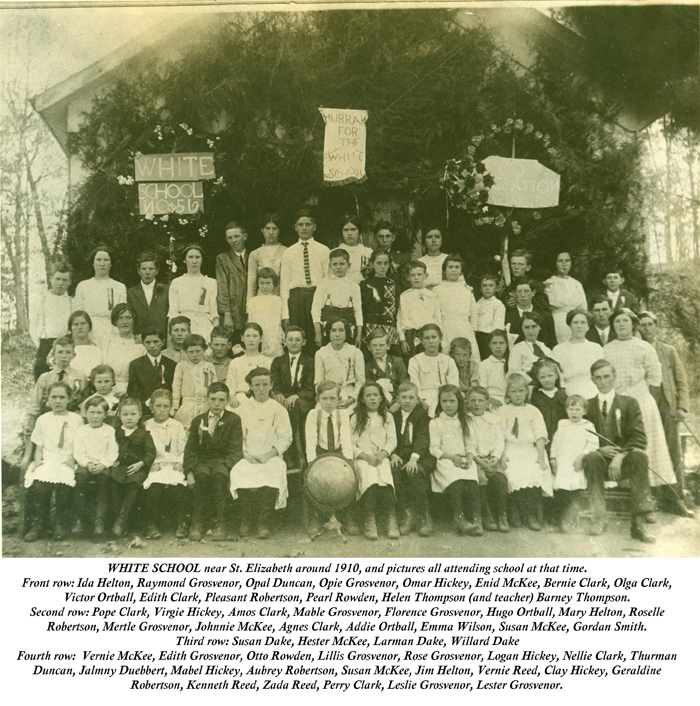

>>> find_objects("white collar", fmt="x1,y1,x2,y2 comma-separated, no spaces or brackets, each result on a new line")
374,356,388,367
147,353,160,365
488,355,506,364
123,427,137,437
540,388,557,398
517,305,534,315
401,409,412,420
596,325,610,333
298,238,315,245
141,280,155,290
598,390,616,406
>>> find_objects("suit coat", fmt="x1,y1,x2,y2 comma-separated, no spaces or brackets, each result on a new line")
585,393,646,454
502,278,550,312
586,326,616,347
392,405,434,469
505,306,557,350
184,409,243,473
127,282,169,337
365,355,409,403
652,340,689,415
216,250,248,329
127,354,177,405
592,288,640,313
270,352,316,407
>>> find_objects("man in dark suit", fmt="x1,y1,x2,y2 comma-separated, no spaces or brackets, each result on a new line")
365,329,409,411
586,295,617,347
270,326,315,470
127,252,169,339
599,267,640,313
505,277,556,349
216,222,249,344
582,359,655,543
127,329,176,412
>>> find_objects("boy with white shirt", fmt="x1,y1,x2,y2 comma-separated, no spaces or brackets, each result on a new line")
127,252,169,340
586,295,617,347
397,261,442,358
601,266,640,313
472,274,506,360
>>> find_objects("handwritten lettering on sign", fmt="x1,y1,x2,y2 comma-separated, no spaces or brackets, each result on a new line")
483,156,560,209
138,182,204,215
134,153,216,182
319,108,368,185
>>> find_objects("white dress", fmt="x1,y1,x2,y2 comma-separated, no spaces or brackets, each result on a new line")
168,273,218,339
544,276,588,344
226,354,273,405
314,343,366,404
550,419,598,491
351,411,397,497
551,340,604,399
246,295,284,358
71,344,103,379
173,360,218,429
247,244,287,298
143,418,188,489
101,335,145,394
230,399,292,509
479,356,507,404
73,278,127,345
408,353,459,417
433,281,479,358
429,413,478,491
25,412,84,488
508,340,553,382
418,253,466,290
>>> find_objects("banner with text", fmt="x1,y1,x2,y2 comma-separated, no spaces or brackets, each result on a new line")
483,156,560,209
319,108,368,186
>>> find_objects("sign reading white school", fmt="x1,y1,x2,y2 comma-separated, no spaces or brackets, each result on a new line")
319,108,368,185
134,153,216,215
483,156,560,209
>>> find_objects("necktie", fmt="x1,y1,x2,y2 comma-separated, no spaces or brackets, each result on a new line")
511,417,519,439
57,370,65,381
290,357,298,386
302,242,312,286
58,421,67,449
532,343,547,360
601,400,608,420
402,418,411,447
601,330,608,346
327,414,336,452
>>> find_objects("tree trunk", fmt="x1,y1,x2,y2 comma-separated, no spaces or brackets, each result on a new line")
25,154,52,282
662,117,674,262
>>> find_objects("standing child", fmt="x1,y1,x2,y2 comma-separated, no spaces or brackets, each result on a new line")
216,221,249,341
338,217,373,284
361,248,401,353
472,274,506,360
247,268,285,358
144,389,190,539
230,368,293,539
365,329,408,413
172,334,217,429
127,329,176,412
23,382,83,541
479,330,509,409
390,382,435,537
225,323,273,407
601,266,640,313
81,365,121,425
499,373,553,531
184,382,243,541
508,312,553,381
529,359,568,445
429,385,481,536
450,338,480,397
372,221,410,292
73,396,119,537
163,316,191,363
550,395,597,532
501,249,550,312
408,324,459,417
209,327,233,382
127,252,169,339
397,261,442,358
351,382,398,540
419,228,463,289
247,214,287,299
111,398,156,537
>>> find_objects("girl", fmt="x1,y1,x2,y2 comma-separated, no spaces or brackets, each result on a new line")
173,334,218,427
144,389,190,539
111,398,156,538
338,217,373,284
507,312,553,382
247,213,287,299
246,268,285,358
225,323,273,407
418,227,450,289
81,365,120,425
433,254,479,354
23,382,84,542
101,303,144,394
529,358,568,444
550,395,597,532
499,373,552,531
429,385,481,535
544,251,587,344
168,244,219,339
68,310,103,379
450,338,480,396
479,330,509,408
351,382,398,540
360,248,400,352
314,319,366,410
407,324,459,417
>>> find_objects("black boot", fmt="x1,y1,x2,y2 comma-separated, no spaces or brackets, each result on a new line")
257,488,277,539
383,487,399,540
363,486,378,540
449,481,467,535
480,485,497,531
212,475,230,541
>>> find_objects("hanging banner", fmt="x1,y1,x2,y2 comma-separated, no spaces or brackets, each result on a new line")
134,153,216,182
138,182,204,215
483,155,560,209
319,107,368,185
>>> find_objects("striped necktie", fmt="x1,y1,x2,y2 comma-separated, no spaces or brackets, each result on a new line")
302,242,312,286
58,421,67,449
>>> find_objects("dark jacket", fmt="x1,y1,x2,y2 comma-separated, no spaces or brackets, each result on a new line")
586,326,616,347
585,394,646,454
216,250,248,329
530,388,568,442
127,282,169,338
360,276,399,328
270,352,316,407
502,278,550,313
592,288,640,314
127,355,177,406
505,306,557,350
365,355,409,403
184,409,243,473
392,405,434,470
114,425,156,484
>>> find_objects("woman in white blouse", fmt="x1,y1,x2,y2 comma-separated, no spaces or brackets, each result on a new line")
101,303,145,394
544,251,587,344
68,310,103,379
247,213,287,299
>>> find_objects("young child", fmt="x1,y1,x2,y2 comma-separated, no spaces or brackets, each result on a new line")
360,248,401,352
247,213,287,299
23,382,83,541
184,382,243,541
81,365,121,425
172,334,218,429
111,398,156,537
407,324,459,417
163,316,192,363
479,330,509,409
73,396,119,537
365,329,409,413
216,221,249,339
429,385,481,535
397,261,442,358
601,266,640,313
143,389,190,539
338,217,373,284
209,326,233,382
499,373,552,531
390,381,435,537
246,268,285,358
472,274,506,360
351,382,398,540
225,323,273,407
30,260,73,380
507,312,553,381
550,394,597,533
467,386,508,533
502,249,549,311
529,358,568,445
127,328,176,412
450,338,480,396
230,368,292,539
314,319,366,410
311,249,363,347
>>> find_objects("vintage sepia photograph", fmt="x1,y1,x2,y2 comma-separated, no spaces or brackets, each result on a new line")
2,1,699,560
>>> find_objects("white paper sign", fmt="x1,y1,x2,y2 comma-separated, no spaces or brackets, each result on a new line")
483,155,560,208
319,107,368,185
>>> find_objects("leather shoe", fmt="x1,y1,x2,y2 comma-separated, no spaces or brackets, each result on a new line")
588,519,605,536
644,511,657,524
631,519,656,544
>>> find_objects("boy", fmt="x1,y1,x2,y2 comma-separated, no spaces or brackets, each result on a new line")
390,381,434,536
471,273,506,360
127,328,176,411
127,252,169,338
396,261,442,358
184,382,243,541
600,266,640,313
216,221,249,341
365,329,408,412
338,219,373,283
373,220,410,290
271,326,316,471
502,249,550,311
209,326,233,382
230,368,293,539
586,295,617,347
311,249,363,348
505,276,557,349
30,260,73,380
163,316,191,363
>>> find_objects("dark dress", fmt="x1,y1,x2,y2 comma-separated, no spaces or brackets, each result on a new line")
113,426,156,485
360,275,399,347
530,388,568,447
